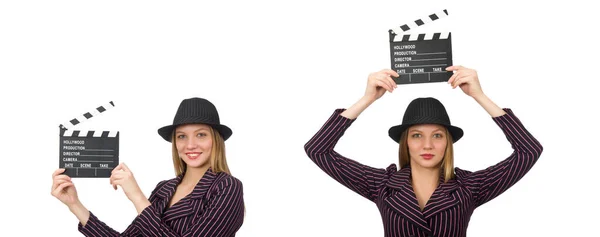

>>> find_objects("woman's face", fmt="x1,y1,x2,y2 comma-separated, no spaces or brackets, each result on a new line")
406,124,448,170
175,124,213,169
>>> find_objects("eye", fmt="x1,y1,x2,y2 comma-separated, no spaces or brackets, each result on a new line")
176,134,186,139
433,133,443,138
411,133,421,138
197,133,207,137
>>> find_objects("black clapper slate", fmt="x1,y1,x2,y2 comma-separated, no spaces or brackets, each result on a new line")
58,102,119,178
388,9,453,84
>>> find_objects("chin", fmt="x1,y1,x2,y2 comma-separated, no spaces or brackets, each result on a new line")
414,160,443,169
184,159,210,169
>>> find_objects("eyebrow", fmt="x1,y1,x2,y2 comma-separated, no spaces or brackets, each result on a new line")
409,128,444,133
175,128,209,134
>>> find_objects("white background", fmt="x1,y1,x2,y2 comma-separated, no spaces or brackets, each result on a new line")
1,0,598,236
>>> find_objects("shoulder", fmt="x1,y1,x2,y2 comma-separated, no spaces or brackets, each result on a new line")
156,176,179,188
211,172,243,195
453,167,473,181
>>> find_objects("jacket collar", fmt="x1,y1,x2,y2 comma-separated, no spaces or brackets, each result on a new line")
383,166,461,233
156,167,218,200
153,168,219,222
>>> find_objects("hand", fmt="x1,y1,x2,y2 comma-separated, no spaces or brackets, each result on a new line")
446,65,484,98
110,163,144,202
51,168,80,207
364,69,399,102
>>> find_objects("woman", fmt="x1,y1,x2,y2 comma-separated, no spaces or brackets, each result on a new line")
304,66,543,237
51,97,245,237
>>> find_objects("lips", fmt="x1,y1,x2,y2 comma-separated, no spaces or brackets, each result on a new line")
420,154,434,160
186,152,202,160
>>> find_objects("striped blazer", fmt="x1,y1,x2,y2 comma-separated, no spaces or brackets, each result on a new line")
78,169,244,237
304,109,543,237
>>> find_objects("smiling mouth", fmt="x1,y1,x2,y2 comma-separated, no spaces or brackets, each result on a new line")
186,153,202,159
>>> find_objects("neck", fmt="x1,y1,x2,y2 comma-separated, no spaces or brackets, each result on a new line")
410,165,440,188
181,164,210,187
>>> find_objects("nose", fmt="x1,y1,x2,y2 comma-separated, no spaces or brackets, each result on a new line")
185,137,198,150
423,137,434,150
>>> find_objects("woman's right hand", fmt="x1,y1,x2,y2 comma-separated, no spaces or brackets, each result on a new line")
364,69,399,102
51,168,80,207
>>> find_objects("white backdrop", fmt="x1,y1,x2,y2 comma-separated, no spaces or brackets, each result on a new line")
1,0,598,236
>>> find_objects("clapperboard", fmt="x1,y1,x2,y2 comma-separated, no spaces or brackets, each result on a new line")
389,9,453,84
59,102,119,178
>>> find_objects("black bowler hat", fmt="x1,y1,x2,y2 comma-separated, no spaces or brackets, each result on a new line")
388,97,463,143
158,97,232,142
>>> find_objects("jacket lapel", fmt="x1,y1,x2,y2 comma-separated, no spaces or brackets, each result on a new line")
153,175,181,217
421,178,460,219
160,169,218,223
384,168,431,233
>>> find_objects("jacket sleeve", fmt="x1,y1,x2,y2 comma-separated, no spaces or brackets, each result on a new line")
304,109,395,202
76,181,172,237
458,108,544,207
132,177,244,237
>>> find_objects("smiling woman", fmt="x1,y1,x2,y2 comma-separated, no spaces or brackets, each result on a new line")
51,97,245,237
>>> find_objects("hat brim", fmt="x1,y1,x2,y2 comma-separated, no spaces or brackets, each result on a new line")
158,123,232,142
388,123,463,143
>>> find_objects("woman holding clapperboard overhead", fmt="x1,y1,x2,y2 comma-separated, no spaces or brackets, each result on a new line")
304,66,543,237
51,97,244,236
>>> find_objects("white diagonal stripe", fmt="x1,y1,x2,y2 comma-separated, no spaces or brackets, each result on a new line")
393,35,403,42
103,102,115,110
391,27,403,34
108,131,118,137
420,15,432,25
93,130,103,137
63,129,74,137
439,32,450,39
409,34,420,41
76,115,87,124
425,32,435,40
62,122,75,130
436,10,448,18
90,109,100,118
78,130,88,137
406,21,419,32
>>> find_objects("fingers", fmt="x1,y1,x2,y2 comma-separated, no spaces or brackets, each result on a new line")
112,162,130,174
53,168,66,178
381,69,400,78
448,71,460,85
446,65,466,71
52,174,71,191
375,70,397,92
120,163,129,172
380,74,396,91
451,77,466,89
51,181,74,197
375,80,393,93
112,163,123,174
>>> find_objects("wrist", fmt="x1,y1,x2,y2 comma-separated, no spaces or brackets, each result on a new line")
68,200,84,213
131,191,148,205
359,95,377,105
471,92,487,101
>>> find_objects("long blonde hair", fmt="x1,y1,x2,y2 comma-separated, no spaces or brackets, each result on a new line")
398,126,455,182
171,126,231,176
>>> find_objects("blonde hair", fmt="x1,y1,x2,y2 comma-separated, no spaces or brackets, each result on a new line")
171,126,231,176
398,126,455,182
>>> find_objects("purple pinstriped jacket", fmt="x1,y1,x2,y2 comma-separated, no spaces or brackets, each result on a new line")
78,168,244,237
304,109,543,237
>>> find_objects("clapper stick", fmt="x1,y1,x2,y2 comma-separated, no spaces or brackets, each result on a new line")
59,102,120,178
388,9,453,84
390,9,449,35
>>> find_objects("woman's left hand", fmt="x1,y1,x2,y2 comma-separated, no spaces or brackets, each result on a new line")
446,66,484,98
110,163,144,202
